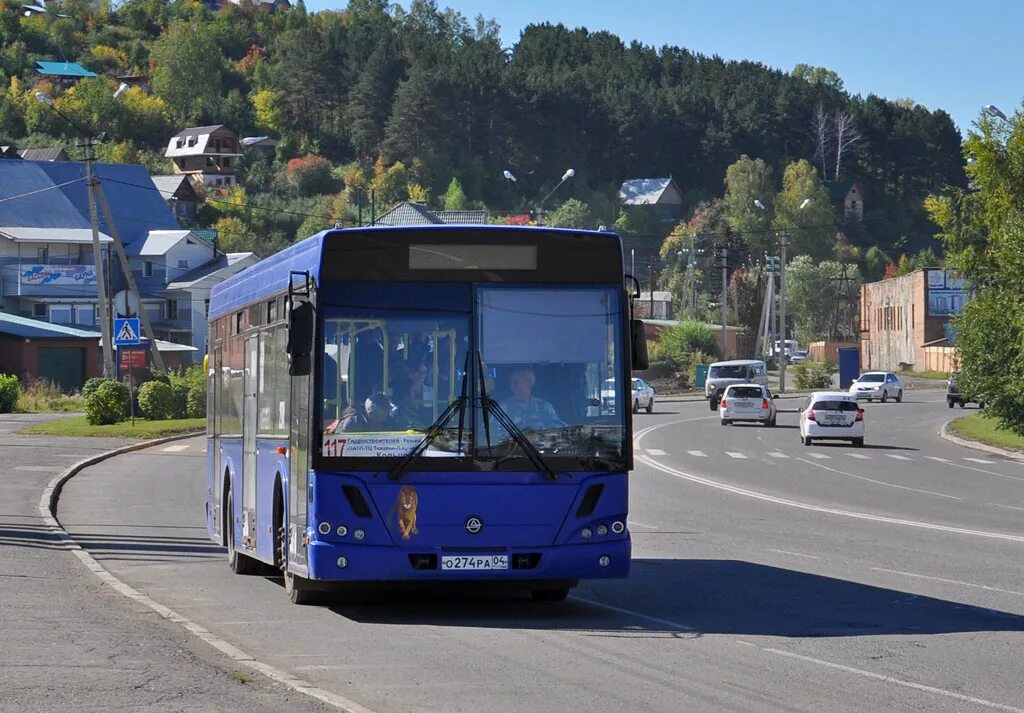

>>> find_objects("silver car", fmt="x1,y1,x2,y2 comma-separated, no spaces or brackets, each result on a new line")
719,384,777,426
849,371,903,403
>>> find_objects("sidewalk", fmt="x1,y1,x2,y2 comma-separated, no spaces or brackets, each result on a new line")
0,413,330,713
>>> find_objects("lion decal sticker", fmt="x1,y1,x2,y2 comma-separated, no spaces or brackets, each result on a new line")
395,485,419,540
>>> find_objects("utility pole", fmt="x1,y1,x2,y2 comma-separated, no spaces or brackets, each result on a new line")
717,246,728,357
649,262,656,318
83,138,116,379
778,232,790,393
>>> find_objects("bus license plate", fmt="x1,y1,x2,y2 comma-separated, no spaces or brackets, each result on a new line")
441,555,509,571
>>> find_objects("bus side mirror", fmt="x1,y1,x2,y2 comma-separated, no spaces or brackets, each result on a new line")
287,301,314,376
631,319,649,371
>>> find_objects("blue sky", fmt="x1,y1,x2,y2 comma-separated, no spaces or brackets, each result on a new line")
304,0,1024,136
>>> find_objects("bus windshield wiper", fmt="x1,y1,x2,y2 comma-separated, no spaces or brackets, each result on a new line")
476,352,558,481
389,356,470,481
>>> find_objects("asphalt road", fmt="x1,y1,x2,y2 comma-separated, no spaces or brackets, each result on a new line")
57,391,1024,713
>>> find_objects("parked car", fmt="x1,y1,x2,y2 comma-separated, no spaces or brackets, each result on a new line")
705,359,769,409
601,377,655,414
789,350,809,365
946,372,984,409
799,391,865,446
720,383,776,426
849,371,903,403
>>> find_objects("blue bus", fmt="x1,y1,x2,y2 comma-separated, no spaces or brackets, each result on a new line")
206,226,648,604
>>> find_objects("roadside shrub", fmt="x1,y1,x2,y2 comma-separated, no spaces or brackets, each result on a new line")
82,377,107,399
186,383,206,419
85,380,130,425
17,379,83,412
169,382,189,419
659,321,720,359
148,372,170,385
138,380,176,421
792,361,837,390
0,374,21,413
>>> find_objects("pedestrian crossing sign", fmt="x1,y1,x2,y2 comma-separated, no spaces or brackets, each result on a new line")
114,318,141,345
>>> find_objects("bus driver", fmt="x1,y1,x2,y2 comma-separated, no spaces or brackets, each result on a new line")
499,367,564,430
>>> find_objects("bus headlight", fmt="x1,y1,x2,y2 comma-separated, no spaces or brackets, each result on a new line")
598,555,611,567
317,522,331,535
336,524,348,537
336,556,348,569
596,524,609,536
611,520,625,534
353,528,366,541
580,527,593,539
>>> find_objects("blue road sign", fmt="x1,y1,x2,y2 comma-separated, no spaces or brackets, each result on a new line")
114,317,141,345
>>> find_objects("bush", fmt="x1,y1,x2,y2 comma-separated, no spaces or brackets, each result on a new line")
186,383,206,419
85,379,130,425
82,377,107,399
0,374,20,413
659,321,720,361
169,382,189,419
792,361,837,390
137,380,176,421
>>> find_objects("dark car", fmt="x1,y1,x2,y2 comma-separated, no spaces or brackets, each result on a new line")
947,372,984,409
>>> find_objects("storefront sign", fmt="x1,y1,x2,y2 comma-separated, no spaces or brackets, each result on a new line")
20,264,96,286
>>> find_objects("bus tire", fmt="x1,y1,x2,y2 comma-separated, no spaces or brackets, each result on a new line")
531,587,570,602
284,569,322,606
225,485,260,575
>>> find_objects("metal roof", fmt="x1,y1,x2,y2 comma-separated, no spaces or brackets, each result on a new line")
374,203,489,226
126,230,193,256
167,252,257,290
240,136,278,146
165,126,241,159
17,147,69,161
35,61,96,78
432,210,488,224
0,227,112,243
0,311,101,339
618,178,679,205
0,160,179,246
149,174,193,198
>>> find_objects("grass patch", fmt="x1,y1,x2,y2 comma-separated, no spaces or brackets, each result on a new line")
948,414,1024,453
231,672,255,684
899,369,950,381
16,379,84,413
20,415,204,438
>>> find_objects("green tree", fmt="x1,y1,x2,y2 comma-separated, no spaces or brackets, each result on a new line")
150,20,224,122
926,107,1024,434
544,198,592,229
443,177,467,210
722,156,774,255
863,245,892,282
774,159,835,261
785,255,861,346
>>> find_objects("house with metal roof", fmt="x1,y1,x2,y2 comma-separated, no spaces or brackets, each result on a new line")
165,125,242,188
240,136,279,156
17,147,70,162
150,175,198,225
828,180,865,222
0,311,101,391
374,202,488,226
34,61,97,87
618,177,684,216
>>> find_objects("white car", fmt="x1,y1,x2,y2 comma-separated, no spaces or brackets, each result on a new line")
719,384,777,426
789,350,809,365
602,377,655,414
849,371,903,403
799,391,864,447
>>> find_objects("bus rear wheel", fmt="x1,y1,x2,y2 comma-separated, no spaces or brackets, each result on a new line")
225,487,260,575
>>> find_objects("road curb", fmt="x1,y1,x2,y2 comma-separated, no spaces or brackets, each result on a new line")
939,419,1024,463
39,431,377,713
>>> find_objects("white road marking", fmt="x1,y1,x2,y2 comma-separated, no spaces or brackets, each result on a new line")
929,458,1024,483
767,452,789,459
767,549,819,560
807,453,830,459
885,454,912,461
870,567,1023,596
626,520,659,530
571,596,694,632
646,448,667,456
926,456,951,463
988,503,1024,512
726,452,747,459
795,458,961,500
964,457,995,464
161,444,190,452
735,642,1024,713
687,450,708,458
847,453,870,459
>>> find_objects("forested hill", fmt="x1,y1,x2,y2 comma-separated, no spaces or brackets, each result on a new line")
0,0,965,257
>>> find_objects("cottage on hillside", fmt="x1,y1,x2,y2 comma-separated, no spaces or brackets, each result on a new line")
618,177,684,220
829,180,864,222
165,125,241,189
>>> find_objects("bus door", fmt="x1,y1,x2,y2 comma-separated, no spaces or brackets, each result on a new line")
242,335,258,550
211,345,222,541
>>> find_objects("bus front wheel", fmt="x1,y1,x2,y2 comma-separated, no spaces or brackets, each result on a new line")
284,569,322,606
225,486,260,575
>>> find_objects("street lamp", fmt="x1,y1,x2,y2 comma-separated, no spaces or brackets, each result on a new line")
35,83,133,379
502,169,517,183
983,104,1008,121
535,168,575,225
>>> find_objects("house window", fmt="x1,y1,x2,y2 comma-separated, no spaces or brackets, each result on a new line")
267,299,277,323
33,303,47,317
176,138,184,149
37,247,48,262
187,136,197,147
222,157,232,168
204,299,210,317
235,312,243,334
49,304,71,324
178,259,189,270
75,305,95,326
167,299,178,320
143,261,153,277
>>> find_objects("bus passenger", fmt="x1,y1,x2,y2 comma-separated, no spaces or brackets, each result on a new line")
500,367,564,429
336,391,399,433
389,374,424,430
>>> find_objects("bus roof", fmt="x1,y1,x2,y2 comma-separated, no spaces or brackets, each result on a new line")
208,225,622,320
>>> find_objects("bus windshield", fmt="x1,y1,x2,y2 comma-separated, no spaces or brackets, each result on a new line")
320,283,471,460
475,286,625,466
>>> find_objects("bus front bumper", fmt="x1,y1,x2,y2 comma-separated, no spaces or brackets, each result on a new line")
304,537,631,582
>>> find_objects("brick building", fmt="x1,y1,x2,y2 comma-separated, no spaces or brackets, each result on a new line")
859,269,969,371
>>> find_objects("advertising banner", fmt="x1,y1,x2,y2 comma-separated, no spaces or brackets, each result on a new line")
925,269,971,317
20,264,97,286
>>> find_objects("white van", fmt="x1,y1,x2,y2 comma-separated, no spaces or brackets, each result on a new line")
705,359,769,408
